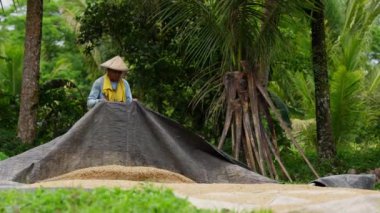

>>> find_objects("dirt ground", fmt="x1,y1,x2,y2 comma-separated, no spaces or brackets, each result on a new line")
19,166,380,213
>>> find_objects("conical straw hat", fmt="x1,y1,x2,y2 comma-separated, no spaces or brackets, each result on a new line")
100,56,128,72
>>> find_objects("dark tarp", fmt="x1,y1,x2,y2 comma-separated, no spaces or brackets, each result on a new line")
0,102,275,184
311,174,377,189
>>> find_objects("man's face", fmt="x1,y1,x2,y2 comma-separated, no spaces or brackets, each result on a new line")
107,69,123,82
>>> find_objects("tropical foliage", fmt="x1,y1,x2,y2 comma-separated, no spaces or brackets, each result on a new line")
0,0,379,181
326,0,380,143
0,0,91,145
269,0,380,147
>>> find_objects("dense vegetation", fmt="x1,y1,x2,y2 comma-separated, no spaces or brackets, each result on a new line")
0,0,379,182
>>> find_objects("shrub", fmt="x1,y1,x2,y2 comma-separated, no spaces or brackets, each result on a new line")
0,129,33,157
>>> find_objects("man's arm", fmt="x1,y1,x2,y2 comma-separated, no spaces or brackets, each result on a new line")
124,80,133,104
87,78,103,109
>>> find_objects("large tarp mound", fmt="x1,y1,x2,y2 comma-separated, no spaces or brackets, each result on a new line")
0,102,275,184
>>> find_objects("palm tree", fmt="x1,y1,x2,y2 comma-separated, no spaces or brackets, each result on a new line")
17,0,43,144
310,0,336,161
160,0,318,179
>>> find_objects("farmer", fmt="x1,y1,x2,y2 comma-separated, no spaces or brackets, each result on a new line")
87,55,133,109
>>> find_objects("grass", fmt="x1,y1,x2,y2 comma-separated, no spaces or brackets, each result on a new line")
0,185,273,213
0,185,211,213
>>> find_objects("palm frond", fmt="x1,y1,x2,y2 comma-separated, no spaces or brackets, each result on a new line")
291,72,315,119
159,0,268,70
324,0,345,40
158,0,266,122
361,68,380,129
329,0,380,72
269,91,291,127
367,68,380,94
343,0,380,35
191,69,224,109
330,66,364,142
164,1,222,68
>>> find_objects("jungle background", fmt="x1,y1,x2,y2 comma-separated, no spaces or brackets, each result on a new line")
0,0,379,183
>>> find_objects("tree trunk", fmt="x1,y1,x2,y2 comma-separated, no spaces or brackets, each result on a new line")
311,0,336,160
17,0,43,144
257,0,280,87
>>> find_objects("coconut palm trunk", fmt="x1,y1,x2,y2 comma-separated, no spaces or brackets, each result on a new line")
17,0,43,144
311,0,336,160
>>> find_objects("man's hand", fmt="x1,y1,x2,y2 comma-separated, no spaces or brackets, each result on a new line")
97,99,107,103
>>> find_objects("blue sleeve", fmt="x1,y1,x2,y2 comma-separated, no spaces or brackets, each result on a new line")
87,78,103,109
124,80,133,104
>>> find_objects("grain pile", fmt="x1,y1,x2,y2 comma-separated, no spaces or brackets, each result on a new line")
42,165,195,183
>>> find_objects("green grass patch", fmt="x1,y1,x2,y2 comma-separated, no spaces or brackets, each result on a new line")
0,152,8,160
0,185,209,213
0,185,272,213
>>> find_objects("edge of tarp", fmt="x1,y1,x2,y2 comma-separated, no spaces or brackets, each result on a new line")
133,101,251,170
310,174,377,189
